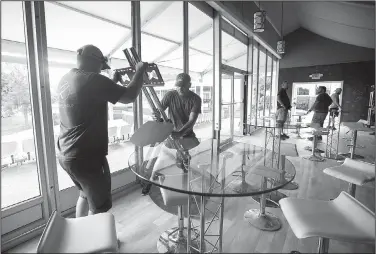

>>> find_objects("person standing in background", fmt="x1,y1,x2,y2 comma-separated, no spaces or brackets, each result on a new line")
307,86,332,141
328,88,342,130
276,81,291,140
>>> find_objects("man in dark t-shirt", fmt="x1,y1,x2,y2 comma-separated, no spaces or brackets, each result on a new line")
307,86,332,140
57,45,147,217
276,81,291,139
141,73,202,195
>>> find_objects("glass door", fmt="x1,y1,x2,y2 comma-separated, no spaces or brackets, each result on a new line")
43,1,135,213
234,73,245,136
221,72,234,144
1,2,51,249
220,70,245,143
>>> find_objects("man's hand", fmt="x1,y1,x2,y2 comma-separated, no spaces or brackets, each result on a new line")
112,71,122,84
171,131,183,139
152,111,161,122
135,62,148,73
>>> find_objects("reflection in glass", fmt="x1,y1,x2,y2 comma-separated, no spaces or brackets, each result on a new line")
258,49,266,120
265,53,273,117
1,2,41,208
250,44,259,125
234,75,244,135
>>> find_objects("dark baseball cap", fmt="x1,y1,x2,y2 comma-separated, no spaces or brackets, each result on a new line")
175,73,191,87
77,45,110,70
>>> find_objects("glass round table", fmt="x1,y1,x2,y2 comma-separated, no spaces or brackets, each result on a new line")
128,139,296,253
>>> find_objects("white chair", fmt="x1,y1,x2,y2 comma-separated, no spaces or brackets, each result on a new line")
280,191,375,253
323,158,375,197
37,211,118,253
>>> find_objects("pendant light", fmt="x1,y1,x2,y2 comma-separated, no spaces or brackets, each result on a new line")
254,1,266,33
277,2,285,54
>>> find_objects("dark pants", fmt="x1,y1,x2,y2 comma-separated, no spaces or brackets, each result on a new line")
58,156,112,213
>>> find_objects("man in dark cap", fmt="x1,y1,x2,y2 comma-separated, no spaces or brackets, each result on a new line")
57,44,148,217
142,73,202,195
307,86,332,141
276,81,292,139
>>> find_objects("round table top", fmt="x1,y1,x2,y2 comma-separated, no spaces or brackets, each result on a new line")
251,118,309,129
128,139,296,197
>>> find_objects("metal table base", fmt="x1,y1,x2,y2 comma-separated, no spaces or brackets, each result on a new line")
244,209,281,231
157,227,201,253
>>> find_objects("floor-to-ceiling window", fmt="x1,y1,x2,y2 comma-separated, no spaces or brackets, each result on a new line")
43,1,135,212
188,3,214,139
246,41,280,132
1,1,280,250
1,2,56,249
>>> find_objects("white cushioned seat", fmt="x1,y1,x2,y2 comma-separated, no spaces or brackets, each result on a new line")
323,158,375,186
279,191,375,244
159,174,189,207
341,121,373,132
37,211,118,253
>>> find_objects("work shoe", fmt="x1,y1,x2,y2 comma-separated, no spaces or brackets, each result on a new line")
281,133,290,138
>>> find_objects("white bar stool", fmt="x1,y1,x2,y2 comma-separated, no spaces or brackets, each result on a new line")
280,191,375,253
37,211,118,253
323,158,375,197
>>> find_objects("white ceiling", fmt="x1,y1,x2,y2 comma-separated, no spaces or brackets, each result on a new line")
259,1,375,49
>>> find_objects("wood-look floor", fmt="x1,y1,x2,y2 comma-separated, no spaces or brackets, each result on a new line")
8,132,376,253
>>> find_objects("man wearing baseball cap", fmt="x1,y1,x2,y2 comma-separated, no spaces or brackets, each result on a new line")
57,44,148,217
141,73,202,195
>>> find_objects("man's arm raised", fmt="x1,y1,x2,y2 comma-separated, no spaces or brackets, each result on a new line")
117,62,148,104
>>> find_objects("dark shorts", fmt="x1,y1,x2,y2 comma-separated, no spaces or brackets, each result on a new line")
312,112,328,127
329,108,339,117
58,156,112,213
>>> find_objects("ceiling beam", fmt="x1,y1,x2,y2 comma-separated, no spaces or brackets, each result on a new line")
153,22,213,63
2,39,203,76
107,2,173,58
50,2,131,29
51,2,213,61
49,2,179,49
226,50,247,62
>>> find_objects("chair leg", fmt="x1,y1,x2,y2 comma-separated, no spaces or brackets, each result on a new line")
348,183,356,197
318,237,330,254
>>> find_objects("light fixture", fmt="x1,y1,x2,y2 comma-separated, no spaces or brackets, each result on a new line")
277,2,285,54
254,1,266,33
